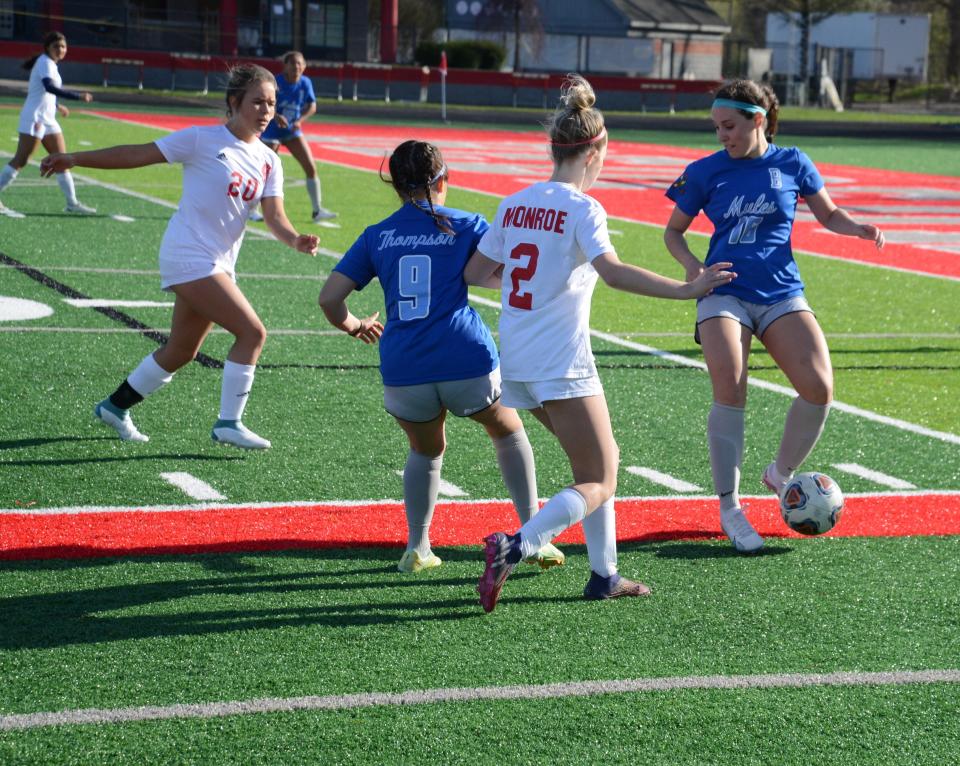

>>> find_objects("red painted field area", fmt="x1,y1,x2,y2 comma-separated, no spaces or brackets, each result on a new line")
2,494,959,561
96,111,960,280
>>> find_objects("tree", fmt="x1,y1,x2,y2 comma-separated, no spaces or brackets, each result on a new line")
474,0,543,71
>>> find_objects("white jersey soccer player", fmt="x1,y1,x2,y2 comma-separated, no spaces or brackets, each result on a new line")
479,181,613,386
19,53,63,138
154,124,283,289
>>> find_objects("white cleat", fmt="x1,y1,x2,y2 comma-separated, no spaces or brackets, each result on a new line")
311,207,338,222
720,508,764,553
65,201,97,214
0,201,25,219
94,401,149,442
762,461,790,498
248,209,264,222
211,420,271,450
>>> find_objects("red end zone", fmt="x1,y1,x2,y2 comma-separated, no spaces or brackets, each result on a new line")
93,111,960,280
2,494,959,561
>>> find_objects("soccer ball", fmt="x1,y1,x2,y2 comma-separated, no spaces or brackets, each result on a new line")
779,472,844,535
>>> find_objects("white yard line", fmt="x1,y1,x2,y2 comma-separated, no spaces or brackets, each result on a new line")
159,472,226,501
625,466,702,492
63,299,175,308
3,489,959,516
393,470,468,497
2,669,957,731
831,463,918,490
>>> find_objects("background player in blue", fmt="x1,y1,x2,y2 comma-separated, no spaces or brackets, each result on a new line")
664,78,884,553
258,51,336,222
318,140,564,573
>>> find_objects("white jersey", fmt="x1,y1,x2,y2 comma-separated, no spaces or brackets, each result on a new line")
154,125,283,280
478,181,614,381
21,53,60,127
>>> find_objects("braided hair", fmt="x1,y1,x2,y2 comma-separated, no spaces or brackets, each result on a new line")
381,140,452,234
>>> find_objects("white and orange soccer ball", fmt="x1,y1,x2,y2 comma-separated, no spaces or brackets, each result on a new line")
779,472,844,535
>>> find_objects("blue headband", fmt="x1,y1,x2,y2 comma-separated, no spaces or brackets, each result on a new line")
712,98,767,116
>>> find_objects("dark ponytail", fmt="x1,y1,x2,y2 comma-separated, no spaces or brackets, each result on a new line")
23,31,66,71
381,140,452,234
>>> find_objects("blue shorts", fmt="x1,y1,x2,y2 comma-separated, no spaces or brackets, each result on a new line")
260,123,301,144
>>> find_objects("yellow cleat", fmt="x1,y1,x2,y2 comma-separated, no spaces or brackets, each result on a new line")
524,542,565,570
398,549,442,573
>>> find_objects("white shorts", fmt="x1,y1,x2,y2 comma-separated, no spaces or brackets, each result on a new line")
696,294,813,341
384,367,502,422
501,375,604,411
160,259,236,291
18,112,61,139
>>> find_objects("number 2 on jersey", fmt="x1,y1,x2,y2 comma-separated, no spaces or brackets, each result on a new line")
398,254,431,320
508,243,538,310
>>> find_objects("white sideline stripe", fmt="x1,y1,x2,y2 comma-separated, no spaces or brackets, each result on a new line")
831,463,917,490
4,489,960,516
393,470,468,497
2,669,958,731
159,472,226,501
64,299,174,308
0,265,330,281
626,466,702,492
472,293,960,447
0,327,346,335
110,214,135,223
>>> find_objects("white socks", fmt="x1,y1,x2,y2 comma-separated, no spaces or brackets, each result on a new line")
306,177,321,211
0,164,17,194
582,496,617,577
776,397,830,476
517,487,587,559
708,403,745,513
127,353,174,397
220,360,256,421
403,450,443,556
56,171,78,206
493,430,538,523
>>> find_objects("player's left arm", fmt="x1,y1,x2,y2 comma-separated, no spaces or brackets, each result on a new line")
805,187,885,249
317,272,383,344
261,195,318,256
294,100,317,132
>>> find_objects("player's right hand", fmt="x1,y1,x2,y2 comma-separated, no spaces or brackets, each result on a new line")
40,153,74,177
690,261,735,297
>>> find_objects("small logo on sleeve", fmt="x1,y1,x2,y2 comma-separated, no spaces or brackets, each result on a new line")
769,168,782,189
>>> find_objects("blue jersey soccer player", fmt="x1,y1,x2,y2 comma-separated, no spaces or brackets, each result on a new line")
318,140,564,574
258,51,336,223
664,78,884,553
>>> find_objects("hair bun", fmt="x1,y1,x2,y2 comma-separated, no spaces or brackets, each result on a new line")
559,74,596,111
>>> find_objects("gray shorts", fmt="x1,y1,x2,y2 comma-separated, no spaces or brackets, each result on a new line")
384,367,502,422
696,294,813,341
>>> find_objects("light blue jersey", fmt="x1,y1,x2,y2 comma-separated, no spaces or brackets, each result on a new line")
334,203,498,387
260,73,315,142
666,145,824,304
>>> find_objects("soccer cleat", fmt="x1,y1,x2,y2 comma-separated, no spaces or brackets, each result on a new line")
65,201,96,214
762,461,790,498
398,549,442,573
524,542,565,569
211,419,271,450
720,508,765,553
477,532,521,613
311,207,338,222
0,201,25,219
583,572,652,600
94,400,149,442
248,209,264,222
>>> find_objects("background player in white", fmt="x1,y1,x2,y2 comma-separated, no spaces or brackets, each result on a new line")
663,79,884,553
319,140,563,573
466,75,735,612
41,64,320,449
0,32,95,218
253,50,336,223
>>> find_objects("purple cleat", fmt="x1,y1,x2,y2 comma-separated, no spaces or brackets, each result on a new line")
477,532,521,613
583,571,652,601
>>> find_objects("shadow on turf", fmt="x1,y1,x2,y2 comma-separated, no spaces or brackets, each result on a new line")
0,548,549,648
628,540,794,559
0,452,245,467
